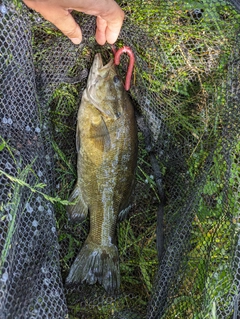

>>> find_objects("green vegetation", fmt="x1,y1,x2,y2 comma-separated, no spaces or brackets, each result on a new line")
0,0,238,318
0,139,71,206
0,138,70,280
46,1,239,317
161,140,240,318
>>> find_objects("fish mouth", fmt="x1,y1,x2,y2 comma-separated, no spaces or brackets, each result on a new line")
87,53,114,86
89,53,103,79
86,53,119,119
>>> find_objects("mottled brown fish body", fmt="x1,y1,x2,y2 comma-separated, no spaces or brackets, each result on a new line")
66,53,138,293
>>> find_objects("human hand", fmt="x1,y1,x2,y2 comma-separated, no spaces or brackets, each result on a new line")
22,0,124,45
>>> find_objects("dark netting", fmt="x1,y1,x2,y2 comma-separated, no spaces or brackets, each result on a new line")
0,0,239,318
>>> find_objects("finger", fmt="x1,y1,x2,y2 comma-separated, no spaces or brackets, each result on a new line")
94,1,124,45
95,16,107,45
23,2,82,44
96,13,124,45
105,23,122,45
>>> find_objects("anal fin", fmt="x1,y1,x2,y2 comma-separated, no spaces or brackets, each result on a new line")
67,183,88,222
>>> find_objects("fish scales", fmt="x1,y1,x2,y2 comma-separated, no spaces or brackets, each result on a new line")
66,53,138,293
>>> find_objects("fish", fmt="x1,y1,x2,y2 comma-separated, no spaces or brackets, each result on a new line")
66,53,138,293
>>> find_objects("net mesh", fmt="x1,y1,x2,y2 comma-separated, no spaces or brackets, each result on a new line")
0,1,239,318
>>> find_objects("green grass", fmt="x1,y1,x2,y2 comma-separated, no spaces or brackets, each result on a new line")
27,0,240,317
0,1,238,318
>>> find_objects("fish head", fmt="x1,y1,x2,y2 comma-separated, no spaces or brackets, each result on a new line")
86,53,125,120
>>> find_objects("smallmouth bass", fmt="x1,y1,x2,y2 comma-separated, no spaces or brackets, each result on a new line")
66,53,138,293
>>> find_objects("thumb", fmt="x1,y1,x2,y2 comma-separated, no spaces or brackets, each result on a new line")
53,11,83,44
23,1,82,44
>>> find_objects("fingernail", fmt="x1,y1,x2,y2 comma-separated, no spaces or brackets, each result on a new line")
71,37,82,45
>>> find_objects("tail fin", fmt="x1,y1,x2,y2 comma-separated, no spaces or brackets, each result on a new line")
67,183,88,222
66,241,120,293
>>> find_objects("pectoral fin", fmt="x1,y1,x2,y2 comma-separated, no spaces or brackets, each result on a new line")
90,116,111,152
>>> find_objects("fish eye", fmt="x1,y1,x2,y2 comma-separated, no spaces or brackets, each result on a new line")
113,75,120,84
